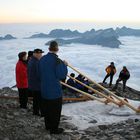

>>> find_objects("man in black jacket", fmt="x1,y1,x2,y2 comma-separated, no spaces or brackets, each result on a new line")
114,66,130,92
28,49,44,115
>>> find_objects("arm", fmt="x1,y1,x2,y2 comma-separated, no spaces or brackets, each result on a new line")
55,59,68,80
114,68,116,74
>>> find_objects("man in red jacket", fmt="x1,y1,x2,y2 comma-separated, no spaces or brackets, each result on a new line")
16,52,28,109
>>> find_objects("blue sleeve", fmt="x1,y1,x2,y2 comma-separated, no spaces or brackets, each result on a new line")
55,62,68,80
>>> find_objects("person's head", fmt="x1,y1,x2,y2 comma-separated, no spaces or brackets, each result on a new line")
49,41,59,53
110,62,114,66
18,51,27,61
123,66,127,71
33,49,44,60
28,51,33,59
70,73,75,78
78,74,83,79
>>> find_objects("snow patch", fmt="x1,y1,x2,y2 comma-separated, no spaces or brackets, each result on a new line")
62,100,140,130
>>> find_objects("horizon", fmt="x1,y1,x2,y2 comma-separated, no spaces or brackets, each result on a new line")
0,0,140,25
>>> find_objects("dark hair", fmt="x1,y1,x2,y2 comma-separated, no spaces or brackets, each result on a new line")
18,52,27,60
70,73,75,77
78,74,83,78
111,62,114,65
49,41,58,52
28,51,33,58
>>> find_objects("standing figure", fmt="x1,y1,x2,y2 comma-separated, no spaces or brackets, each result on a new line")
28,49,44,116
16,52,28,109
39,41,68,134
103,62,116,86
114,66,130,92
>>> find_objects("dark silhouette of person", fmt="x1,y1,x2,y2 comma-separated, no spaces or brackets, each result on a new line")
103,62,116,86
28,49,44,116
114,66,130,92
39,41,68,134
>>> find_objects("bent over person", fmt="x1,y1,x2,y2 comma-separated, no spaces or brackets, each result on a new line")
114,66,130,92
103,62,116,86
39,41,68,134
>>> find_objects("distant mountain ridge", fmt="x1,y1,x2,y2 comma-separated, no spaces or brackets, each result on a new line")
1,26,140,48
116,26,140,36
28,26,140,48
0,34,16,40
45,28,121,48
28,29,81,39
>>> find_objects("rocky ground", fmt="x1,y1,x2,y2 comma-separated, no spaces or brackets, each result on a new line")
0,85,140,140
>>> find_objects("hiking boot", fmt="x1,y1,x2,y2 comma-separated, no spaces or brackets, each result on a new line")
50,128,64,134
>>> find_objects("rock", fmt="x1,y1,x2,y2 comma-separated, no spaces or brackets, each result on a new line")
98,125,108,130
3,137,10,140
60,122,78,130
85,126,100,134
0,86,140,139
126,119,134,124
89,119,97,124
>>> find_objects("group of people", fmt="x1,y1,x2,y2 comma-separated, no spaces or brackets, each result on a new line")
66,73,89,93
103,62,130,91
15,41,130,134
16,41,68,134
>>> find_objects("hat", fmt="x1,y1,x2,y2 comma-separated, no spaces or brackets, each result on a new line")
111,62,114,65
18,52,27,60
49,41,59,52
33,49,44,53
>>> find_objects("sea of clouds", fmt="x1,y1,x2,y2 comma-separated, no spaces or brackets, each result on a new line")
0,36,140,90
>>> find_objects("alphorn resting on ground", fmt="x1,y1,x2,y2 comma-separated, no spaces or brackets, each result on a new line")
67,64,140,113
61,81,106,103
67,75,121,106
0,95,90,102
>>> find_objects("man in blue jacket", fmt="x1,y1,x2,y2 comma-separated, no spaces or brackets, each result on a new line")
39,41,68,134
28,49,44,115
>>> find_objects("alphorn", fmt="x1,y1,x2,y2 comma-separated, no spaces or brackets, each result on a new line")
61,81,106,104
68,64,140,113
67,75,120,106
0,96,89,102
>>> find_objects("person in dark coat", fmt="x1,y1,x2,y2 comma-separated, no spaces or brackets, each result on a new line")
114,66,130,91
15,52,28,109
75,74,85,90
83,79,90,92
27,51,34,97
39,41,68,134
27,51,33,62
103,62,116,86
28,49,44,116
66,73,75,93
